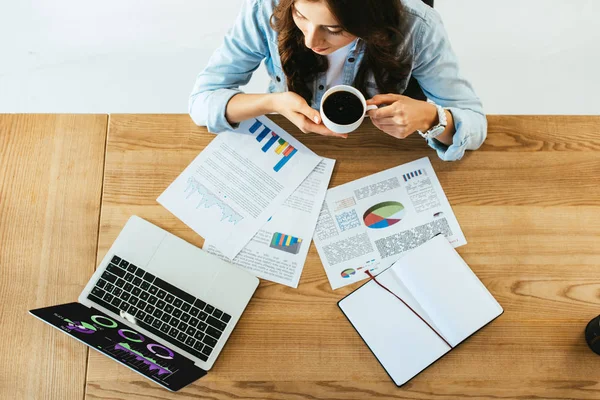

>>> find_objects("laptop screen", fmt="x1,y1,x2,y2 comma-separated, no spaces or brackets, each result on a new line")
30,302,206,391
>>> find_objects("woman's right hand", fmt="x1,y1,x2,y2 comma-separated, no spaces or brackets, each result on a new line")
272,92,347,138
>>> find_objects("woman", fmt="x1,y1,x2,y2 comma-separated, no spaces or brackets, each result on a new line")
190,0,486,161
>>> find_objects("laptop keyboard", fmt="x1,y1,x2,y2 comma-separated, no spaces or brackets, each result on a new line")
87,255,231,362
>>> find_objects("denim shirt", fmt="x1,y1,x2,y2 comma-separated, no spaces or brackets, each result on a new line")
189,0,487,161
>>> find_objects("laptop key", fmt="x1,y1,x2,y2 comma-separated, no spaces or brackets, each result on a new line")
181,314,190,323
143,272,155,282
156,300,166,310
194,299,206,310
169,317,179,327
185,336,195,347
124,282,134,292
115,279,125,289
111,255,121,264
87,293,119,315
198,321,207,331
213,309,223,319
173,309,182,318
173,299,183,308
102,271,117,283
202,345,213,356
148,285,158,295
156,290,166,299
189,317,199,327
120,303,129,313
113,288,122,297
124,273,134,282
137,301,147,310
204,304,215,314
153,309,163,319
207,316,227,331
177,332,187,343
165,294,175,304
148,295,158,305
105,283,115,293
127,264,137,273
164,304,174,314
134,268,145,277
107,263,125,277
97,279,107,289
194,331,204,341
190,307,200,317
206,326,223,340
91,287,105,297
202,335,217,348
141,281,150,290
133,277,142,286
137,310,146,320
118,259,129,268
129,306,138,315
111,297,122,308
178,322,188,331
160,323,170,333
199,312,208,321
160,313,170,323
120,291,130,300
144,314,154,325
104,293,114,303
181,303,191,312
129,297,138,306
193,341,204,351
169,327,179,338
145,304,155,314
132,287,142,296
152,319,162,329
186,326,197,336
140,292,149,301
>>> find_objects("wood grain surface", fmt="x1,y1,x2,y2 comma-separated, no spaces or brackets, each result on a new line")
83,114,600,399
0,114,108,400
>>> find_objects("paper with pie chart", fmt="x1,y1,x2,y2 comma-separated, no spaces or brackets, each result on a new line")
313,157,466,289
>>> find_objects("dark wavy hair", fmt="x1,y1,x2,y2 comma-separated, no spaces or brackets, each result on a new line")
270,0,413,103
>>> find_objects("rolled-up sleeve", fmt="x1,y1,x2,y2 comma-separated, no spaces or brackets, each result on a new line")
411,7,487,161
189,0,268,133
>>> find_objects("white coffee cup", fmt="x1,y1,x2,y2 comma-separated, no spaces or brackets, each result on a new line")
320,85,378,134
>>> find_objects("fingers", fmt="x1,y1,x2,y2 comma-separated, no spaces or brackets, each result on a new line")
296,102,322,125
366,93,403,106
290,113,347,138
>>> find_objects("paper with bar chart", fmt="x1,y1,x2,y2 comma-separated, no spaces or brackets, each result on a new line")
158,116,322,259
312,157,466,289
204,158,335,287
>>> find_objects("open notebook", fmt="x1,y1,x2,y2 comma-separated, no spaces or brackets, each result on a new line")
338,235,503,386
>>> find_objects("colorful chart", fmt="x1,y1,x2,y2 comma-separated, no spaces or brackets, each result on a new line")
249,119,297,172
341,268,356,278
269,232,302,254
363,201,406,229
403,169,424,181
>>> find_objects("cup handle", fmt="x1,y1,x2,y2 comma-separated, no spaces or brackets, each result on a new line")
364,104,378,117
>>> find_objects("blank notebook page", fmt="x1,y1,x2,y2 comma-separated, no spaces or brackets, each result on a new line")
393,235,503,346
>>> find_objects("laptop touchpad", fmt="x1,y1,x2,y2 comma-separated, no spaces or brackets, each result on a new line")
144,235,219,299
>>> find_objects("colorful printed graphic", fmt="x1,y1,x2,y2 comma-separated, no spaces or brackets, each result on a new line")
403,169,425,181
249,119,297,172
269,232,303,254
341,268,356,278
363,201,406,229
65,319,96,334
115,342,173,376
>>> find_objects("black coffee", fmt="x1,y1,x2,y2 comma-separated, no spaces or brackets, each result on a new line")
323,91,364,125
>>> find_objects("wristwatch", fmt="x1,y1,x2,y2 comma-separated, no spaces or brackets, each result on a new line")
418,102,447,140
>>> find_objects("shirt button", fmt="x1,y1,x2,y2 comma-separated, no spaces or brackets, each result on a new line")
276,76,281,82
318,85,324,90
348,57,355,63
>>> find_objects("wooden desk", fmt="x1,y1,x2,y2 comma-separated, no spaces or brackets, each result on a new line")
0,115,107,399
2,114,600,399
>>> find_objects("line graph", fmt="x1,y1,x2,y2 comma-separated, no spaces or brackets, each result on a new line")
184,177,243,224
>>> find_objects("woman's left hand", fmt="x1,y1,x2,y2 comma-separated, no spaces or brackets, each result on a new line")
366,94,437,139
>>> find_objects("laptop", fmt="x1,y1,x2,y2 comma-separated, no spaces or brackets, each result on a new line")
30,215,259,391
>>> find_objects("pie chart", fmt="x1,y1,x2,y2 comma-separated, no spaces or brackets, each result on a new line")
341,268,356,278
363,201,406,229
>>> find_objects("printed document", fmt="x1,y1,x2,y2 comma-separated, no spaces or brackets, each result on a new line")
204,158,335,287
313,157,466,289
158,116,322,259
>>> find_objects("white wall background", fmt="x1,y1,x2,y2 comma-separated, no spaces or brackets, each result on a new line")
1,0,599,114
